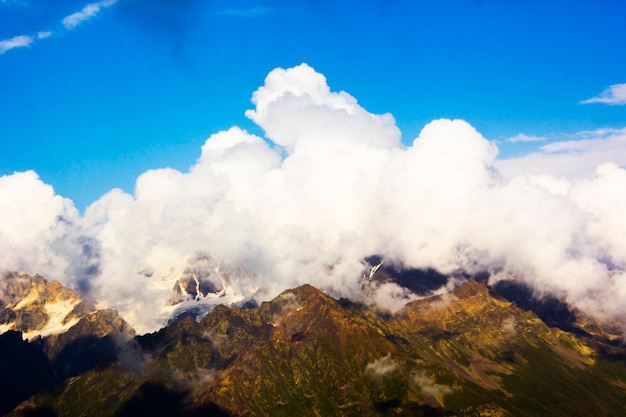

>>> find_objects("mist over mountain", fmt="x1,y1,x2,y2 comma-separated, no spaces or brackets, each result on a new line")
1,64,626,334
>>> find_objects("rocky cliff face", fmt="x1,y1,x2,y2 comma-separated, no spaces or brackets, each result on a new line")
4,274,626,417
0,272,135,415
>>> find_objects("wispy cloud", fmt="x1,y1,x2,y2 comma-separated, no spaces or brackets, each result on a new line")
0,0,118,55
497,127,626,179
62,0,118,30
216,6,269,18
580,83,626,105
541,128,626,154
506,133,547,143
0,31,52,55
0,34,33,54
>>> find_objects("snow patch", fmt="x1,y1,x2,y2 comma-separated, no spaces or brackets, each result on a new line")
0,322,15,334
369,260,384,278
158,283,246,330
23,298,81,341
12,289,40,310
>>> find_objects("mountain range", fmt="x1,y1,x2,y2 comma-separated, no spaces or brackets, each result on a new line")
1,269,626,416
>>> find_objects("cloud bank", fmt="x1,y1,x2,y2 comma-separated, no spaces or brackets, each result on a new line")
2,64,626,333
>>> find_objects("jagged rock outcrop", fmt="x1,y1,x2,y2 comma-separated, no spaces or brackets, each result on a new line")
0,273,135,414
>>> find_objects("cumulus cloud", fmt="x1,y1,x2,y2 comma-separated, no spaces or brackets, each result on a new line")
580,83,626,105
0,172,104,300
1,64,626,333
62,0,118,30
0,34,33,54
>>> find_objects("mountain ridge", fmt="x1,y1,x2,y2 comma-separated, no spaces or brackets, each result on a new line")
2,273,626,416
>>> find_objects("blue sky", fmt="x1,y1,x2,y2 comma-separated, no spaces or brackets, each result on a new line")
1,0,625,211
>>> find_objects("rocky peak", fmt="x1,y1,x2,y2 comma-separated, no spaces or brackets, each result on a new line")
0,272,135,371
167,253,255,308
276,283,335,306
0,272,88,337
451,278,488,299
1,272,80,305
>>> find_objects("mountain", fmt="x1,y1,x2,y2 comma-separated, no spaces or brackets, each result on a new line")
0,272,134,415
0,272,85,338
2,273,626,416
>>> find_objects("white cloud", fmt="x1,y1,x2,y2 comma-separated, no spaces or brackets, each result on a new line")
506,133,547,143
245,63,401,153
413,371,453,401
0,0,116,55
366,354,398,377
0,34,33,54
37,31,52,39
501,316,516,335
0,32,51,55
62,0,118,30
2,64,626,334
0,171,81,281
580,83,626,105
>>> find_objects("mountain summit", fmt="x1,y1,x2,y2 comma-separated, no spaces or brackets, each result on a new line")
2,274,626,416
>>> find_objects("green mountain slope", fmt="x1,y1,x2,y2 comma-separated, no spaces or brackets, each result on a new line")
6,280,626,417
